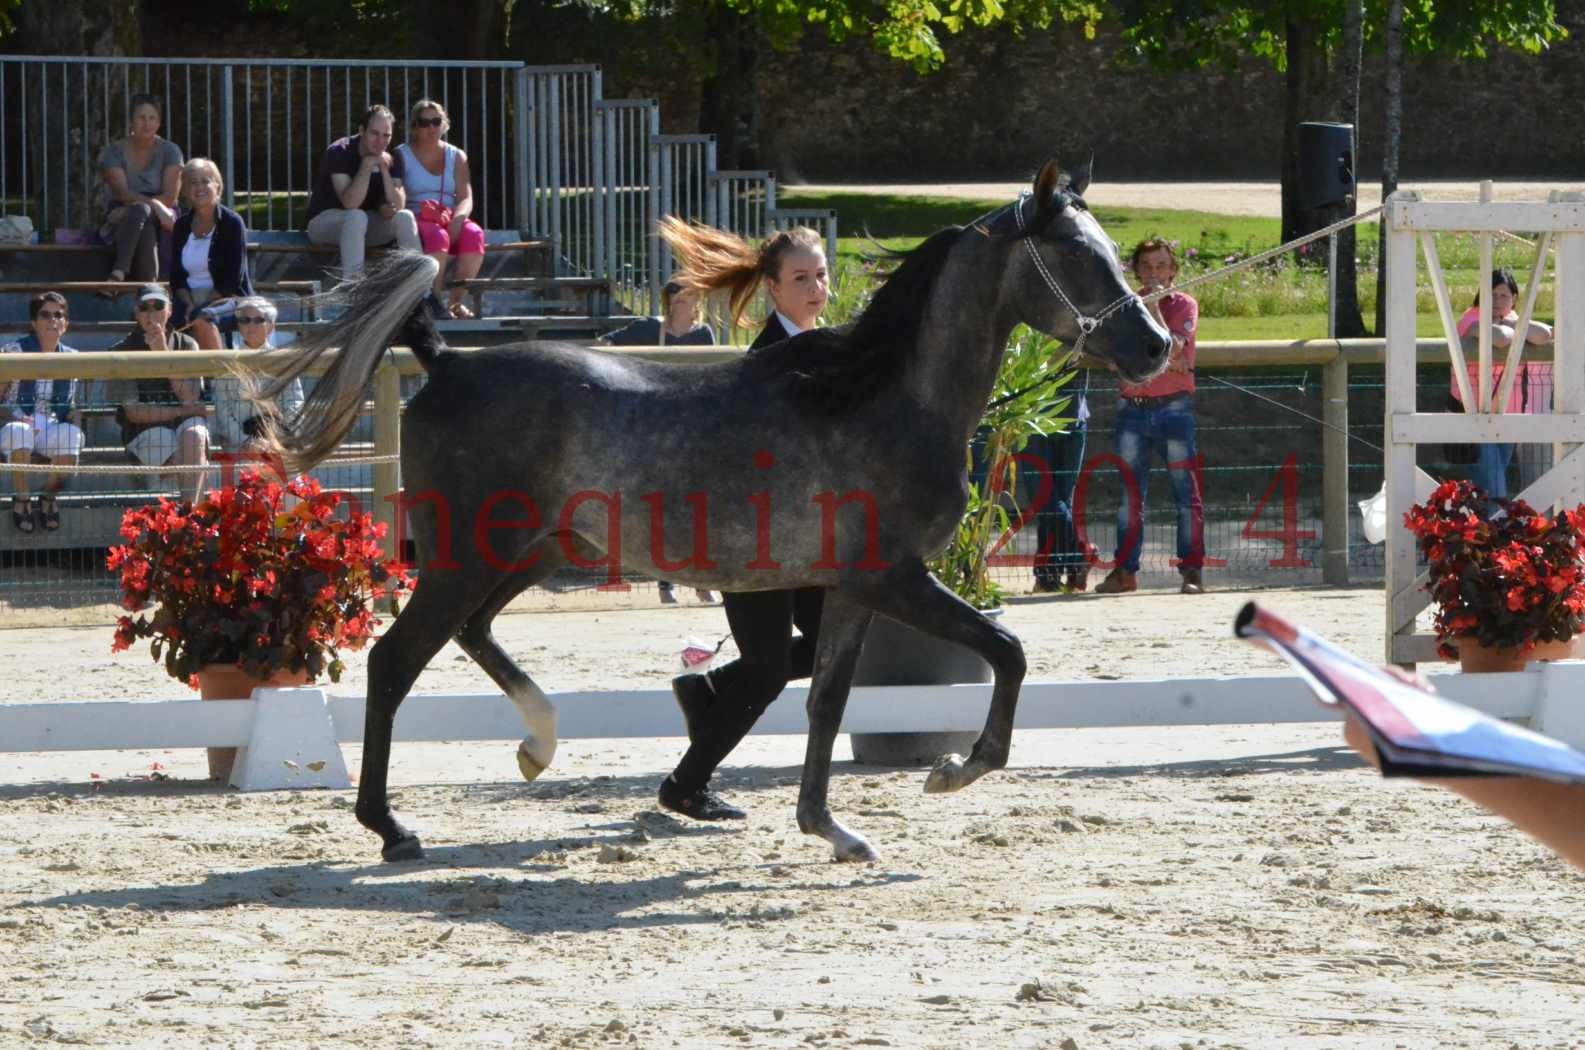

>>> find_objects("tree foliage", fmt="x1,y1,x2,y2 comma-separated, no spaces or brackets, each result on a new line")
1115,0,1565,70
589,0,1105,72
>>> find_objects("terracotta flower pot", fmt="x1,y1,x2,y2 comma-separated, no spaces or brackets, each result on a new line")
1453,636,1583,672
1455,638,1531,674
197,664,313,781
1529,637,1584,663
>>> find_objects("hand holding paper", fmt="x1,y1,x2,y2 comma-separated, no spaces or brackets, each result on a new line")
1235,602,1585,870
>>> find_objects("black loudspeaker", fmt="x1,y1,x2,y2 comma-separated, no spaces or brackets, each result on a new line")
1298,122,1356,210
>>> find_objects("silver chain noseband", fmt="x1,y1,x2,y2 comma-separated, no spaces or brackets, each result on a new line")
1010,190,1138,355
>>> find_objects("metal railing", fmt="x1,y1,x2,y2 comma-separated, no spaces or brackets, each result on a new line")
0,56,528,233
596,99,660,313
1,55,831,317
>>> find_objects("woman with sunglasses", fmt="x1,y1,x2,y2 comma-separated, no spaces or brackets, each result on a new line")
1,292,84,533
398,100,486,320
210,298,303,458
170,158,255,350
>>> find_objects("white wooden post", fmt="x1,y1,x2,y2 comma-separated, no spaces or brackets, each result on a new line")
1384,192,1424,663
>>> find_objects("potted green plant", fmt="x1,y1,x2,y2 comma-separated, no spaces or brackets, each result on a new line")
1405,479,1585,672
850,326,1076,763
108,470,413,778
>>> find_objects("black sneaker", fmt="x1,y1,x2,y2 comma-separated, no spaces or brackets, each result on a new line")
658,779,747,821
424,294,449,321
671,673,714,742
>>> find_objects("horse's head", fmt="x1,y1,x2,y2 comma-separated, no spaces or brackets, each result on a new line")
1004,158,1171,384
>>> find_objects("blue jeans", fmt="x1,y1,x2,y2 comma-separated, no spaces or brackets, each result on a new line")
1021,422,1088,581
1112,396,1205,574
1473,442,1515,498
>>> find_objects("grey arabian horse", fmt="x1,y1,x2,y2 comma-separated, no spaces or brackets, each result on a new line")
252,159,1170,862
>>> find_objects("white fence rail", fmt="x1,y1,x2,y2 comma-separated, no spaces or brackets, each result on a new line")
6,665,1584,791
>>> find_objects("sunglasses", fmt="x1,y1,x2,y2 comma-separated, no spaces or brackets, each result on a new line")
412,116,444,128
36,310,67,320
136,300,168,311
236,315,269,325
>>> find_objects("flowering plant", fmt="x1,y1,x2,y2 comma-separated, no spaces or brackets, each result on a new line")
109,471,413,686
1404,480,1585,658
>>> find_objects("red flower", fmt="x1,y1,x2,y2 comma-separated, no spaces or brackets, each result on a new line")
106,470,414,685
1406,480,1585,655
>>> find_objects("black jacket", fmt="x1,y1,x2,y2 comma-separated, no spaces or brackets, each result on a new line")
747,314,796,353
171,204,254,326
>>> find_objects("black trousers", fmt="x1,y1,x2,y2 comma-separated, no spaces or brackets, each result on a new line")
669,586,825,792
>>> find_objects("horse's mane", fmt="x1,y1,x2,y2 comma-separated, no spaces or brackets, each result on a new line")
742,225,967,414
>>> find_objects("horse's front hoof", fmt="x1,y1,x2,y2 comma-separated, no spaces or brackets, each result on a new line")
382,834,424,862
517,738,552,782
923,753,968,794
833,836,879,864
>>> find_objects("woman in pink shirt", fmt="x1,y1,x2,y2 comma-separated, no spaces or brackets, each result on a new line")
1451,268,1553,497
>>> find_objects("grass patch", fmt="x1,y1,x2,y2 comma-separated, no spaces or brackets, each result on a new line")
780,190,1559,338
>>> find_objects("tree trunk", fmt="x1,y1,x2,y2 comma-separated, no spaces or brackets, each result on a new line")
1374,0,1405,336
1280,13,1328,246
1331,0,1366,337
12,0,141,231
415,0,504,61
698,7,759,170
413,0,506,223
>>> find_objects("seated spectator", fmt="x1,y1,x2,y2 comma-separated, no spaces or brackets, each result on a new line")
602,276,715,347
97,92,183,284
0,292,83,533
171,158,254,351
305,104,421,275
209,297,303,457
399,99,485,319
106,285,209,503
1452,267,1554,498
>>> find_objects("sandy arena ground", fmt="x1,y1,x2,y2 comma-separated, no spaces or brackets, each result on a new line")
800,180,1585,218
3,584,1583,1049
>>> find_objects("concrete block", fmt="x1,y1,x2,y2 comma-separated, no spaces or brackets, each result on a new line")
229,687,351,791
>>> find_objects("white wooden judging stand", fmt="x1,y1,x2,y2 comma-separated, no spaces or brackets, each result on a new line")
6,187,1585,790
1383,185,1585,664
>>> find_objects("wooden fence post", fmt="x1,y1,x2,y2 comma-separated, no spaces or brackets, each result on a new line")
373,361,401,560
1322,351,1350,585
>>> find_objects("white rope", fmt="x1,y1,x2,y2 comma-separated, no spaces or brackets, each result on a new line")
1140,205,1385,306
0,452,399,475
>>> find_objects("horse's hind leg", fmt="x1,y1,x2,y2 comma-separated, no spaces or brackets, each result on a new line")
851,559,1026,794
795,591,877,862
356,569,481,861
452,540,565,782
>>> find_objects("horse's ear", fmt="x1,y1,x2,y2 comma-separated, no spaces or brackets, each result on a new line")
1070,154,1093,197
1032,158,1061,208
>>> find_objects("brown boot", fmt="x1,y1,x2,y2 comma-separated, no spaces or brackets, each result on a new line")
1180,568,1204,595
1093,568,1136,594
1063,566,1089,593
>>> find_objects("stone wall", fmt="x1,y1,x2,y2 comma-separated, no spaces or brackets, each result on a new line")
753,10,1585,181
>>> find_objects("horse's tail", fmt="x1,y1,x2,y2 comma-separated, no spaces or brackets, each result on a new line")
248,252,439,476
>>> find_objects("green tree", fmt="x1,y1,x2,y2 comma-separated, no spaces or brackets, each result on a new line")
577,0,1104,165
1115,0,1565,333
